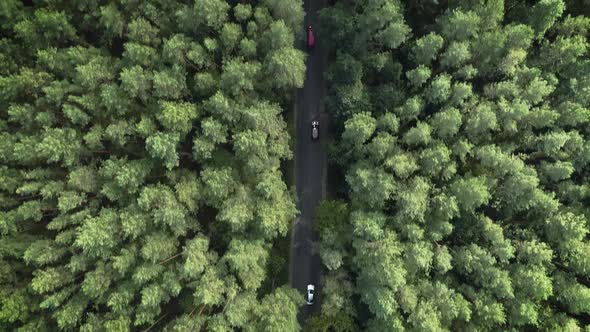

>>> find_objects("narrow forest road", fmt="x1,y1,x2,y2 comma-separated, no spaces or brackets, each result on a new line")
289,0,329,326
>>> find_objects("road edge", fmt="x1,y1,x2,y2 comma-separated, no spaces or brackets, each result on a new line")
288,92,298,286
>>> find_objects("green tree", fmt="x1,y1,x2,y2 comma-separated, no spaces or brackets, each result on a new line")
406,65,431,88
346,162,396,210
529,0,566,39
262,0,304,35
426,74,452,104
411,32,445,66
441,41,471,69
252,286,301,332
263,47,306,90
430,107,462,140
194,0,230,29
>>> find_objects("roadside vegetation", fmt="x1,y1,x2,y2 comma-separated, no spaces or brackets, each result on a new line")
0,0,305,330
310,0,590,330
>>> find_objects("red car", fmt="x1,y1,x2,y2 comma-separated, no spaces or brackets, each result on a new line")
307,25,315,50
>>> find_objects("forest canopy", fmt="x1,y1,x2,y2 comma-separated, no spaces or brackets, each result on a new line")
311,0,590,331
0,0,305,330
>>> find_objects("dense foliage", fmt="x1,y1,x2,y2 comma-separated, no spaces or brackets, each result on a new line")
0,0,305,330
314,0,590,330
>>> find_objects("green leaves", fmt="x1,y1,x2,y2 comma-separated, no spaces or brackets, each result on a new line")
74,55,116,90
82,263,112,299
74,209,120,259
420,144,453,178
220,23,242,53
36,128,81,166
511,265,553,302
430,107,462,140
234,4,253,22
220,58,260,97
356,0,410,50
14,9,77,49
426,74,452,104
57,191,85,213
441,41,471,69
218,185,254,232
31,267,73,295
253,171,297,238
100,157,153,198
182,236,209,278
123,43,157,67
137,184,190,236
262,0,304,34
153,66,187,100
465,102,498,142
195,0,230,29
403,122,432,146
54,294,87,329
263,47,306,90
9,0,590,330
411,32,444,66
233,130,267,160
528,0,565,39
141,232,178,264
120,65,151,101
67,166,98,193
99,4,124,40
395,176,430,222
157,101,198,134
201,167,236,205
554,272,590,315
439,9,480,41
385,152,418,179
545,211,587,244
406,65,431,88
351,210,387,241
193,267,224,307
127,18,160,46
377,20,412,50
260,20,294,54
0,289,30,324
454,244,514,299
252,286,301,332
342,112,377,147
224,239,268,290
450,176,491,212
146,132,180,170
347,162,396,210
24,240,66,267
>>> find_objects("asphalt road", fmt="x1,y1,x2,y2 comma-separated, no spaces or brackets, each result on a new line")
289,0,329,326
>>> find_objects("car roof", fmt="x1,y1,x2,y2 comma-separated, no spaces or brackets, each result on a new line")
307,284,315,290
